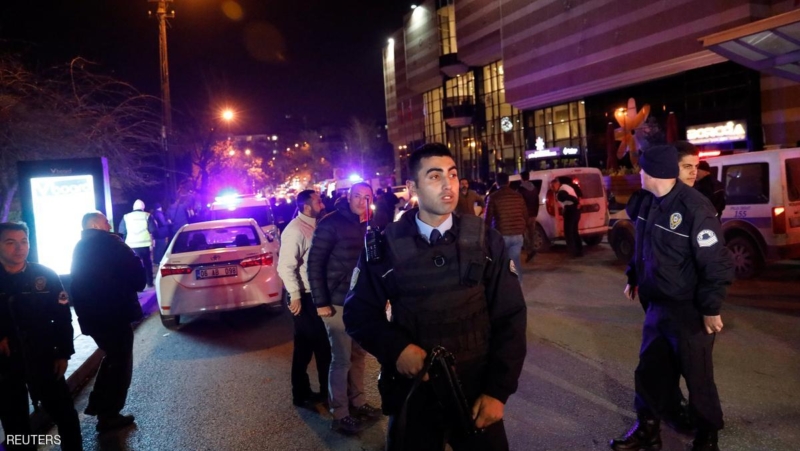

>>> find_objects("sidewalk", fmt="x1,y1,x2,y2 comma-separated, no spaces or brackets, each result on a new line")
0,289,159,445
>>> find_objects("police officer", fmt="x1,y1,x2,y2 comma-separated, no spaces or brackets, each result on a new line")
118,199,157,288
0,222,83,451
612,145,733,451
344,143,527,451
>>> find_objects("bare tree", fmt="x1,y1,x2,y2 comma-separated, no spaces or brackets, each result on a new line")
0,54,162,220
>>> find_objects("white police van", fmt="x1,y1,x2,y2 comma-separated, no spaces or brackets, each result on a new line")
704,148,800,278
514,168,609,252
210,193,281,244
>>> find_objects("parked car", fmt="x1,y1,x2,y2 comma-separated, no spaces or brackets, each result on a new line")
526,168,609,252
608,147,800,279
155,218,283,329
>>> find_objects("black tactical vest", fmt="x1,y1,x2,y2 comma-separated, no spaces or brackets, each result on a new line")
384,214,491,367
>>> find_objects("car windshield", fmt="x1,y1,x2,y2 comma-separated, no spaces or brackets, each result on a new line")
171,225,260,254
211,205,275,226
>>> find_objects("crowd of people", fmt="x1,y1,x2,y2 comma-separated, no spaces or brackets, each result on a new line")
0,140,732,451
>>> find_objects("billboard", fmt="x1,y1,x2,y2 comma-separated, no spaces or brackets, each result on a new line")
18,158,112,275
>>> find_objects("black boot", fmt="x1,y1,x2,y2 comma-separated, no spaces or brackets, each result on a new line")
665,397,695,434
691,430,720,451
610,419,662,451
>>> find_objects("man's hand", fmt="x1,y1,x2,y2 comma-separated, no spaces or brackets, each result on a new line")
317,306,335,317
288,298,302,316
396,344,428,381
0,337,10,357
703,315,723,334
53,359,68,378
624,284,637,302
472,394,505,429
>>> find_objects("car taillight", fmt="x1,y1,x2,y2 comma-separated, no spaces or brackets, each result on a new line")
545,190,556,216
240,253,274,268
773,206,787,234
160,264,192,277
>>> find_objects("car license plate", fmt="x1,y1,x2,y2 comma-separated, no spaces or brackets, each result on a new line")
196,266,238,279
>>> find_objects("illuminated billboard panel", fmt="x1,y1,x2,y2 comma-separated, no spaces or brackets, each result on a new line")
30,175,96,275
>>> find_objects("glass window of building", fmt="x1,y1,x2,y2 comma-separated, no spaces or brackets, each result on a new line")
445,73,474,106
423,88,446,145
523,100,587,168
437,0,457,56
482,61,523,174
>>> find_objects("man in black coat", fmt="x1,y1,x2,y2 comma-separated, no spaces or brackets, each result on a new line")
70,212,146,433
307,183,382,434
695,161,726,219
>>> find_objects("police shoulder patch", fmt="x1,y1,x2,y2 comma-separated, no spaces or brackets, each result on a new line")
349,267,360,290
509,259,519,278
697,229,719,247
670,213,682,230
58,291,69,305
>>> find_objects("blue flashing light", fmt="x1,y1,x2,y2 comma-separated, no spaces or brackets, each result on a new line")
348,174,363,183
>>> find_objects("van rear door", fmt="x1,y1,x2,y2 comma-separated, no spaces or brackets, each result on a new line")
784,156,800,237
573,172,607,233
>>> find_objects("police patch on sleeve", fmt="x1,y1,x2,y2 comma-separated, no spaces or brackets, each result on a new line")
509,259,519,278
58,291,70,305
349,267,360,290
697,229,719,247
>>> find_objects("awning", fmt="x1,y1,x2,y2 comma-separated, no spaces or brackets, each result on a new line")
700,9,800,82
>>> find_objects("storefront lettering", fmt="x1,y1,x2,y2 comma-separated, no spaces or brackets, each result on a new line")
687,121,747,144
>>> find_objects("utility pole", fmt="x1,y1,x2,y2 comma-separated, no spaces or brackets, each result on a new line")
148,0,176,199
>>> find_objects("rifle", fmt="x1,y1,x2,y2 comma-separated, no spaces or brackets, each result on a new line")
394,346,482,450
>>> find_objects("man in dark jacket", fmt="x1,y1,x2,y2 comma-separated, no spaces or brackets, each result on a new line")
70,212,146,433
551,176,583,257
344,143,527,450
517,171,540,263
612,145,733,451
484,172,528,278
0,222,83,451
151,202,170,265
307,183,382,434
695,161,726,219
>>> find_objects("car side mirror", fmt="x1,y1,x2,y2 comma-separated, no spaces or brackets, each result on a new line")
262,224,280,243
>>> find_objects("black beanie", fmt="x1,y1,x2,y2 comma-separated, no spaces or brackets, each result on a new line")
639,145,679,179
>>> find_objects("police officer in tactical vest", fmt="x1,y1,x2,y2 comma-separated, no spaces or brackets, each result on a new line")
0,222,83,451
344,144,527,450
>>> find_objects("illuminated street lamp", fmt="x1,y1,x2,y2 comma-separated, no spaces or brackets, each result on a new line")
222,109,235,122
245,148,252,156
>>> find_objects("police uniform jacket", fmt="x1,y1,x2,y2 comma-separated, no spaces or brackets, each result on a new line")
626,181,734,315
343,210,527,404
307,200,373,308
0,262,74,361
119,210,156,249
70,228,146,335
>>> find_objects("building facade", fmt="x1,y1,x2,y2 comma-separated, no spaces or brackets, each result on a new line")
383,0,800,182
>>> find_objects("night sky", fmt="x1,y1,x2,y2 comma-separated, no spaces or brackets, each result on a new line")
0,0,412,133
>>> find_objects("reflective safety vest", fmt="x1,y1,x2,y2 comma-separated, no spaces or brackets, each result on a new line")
123,210,152,249
384,214,491,367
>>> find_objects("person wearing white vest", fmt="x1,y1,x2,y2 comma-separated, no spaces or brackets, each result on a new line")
118,199,157,287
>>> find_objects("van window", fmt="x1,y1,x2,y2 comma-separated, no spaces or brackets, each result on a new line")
787,158,800,202
573,173,604,198
723,163,769,205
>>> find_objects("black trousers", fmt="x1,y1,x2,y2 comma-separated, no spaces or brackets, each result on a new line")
0,353,83,451
563,207,582,257
87,324,134,417
291,293,331,400
133,247,153,285
634,304,723,432
386,367,509,451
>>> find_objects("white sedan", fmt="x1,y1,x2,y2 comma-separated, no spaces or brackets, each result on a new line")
155,218,283,329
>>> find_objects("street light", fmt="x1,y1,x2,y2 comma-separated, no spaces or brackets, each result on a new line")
222,109,235,122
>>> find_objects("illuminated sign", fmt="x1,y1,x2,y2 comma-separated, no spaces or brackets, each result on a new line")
501,117,514,132
30,175,96,274
525,144,582,160
687,120,747,144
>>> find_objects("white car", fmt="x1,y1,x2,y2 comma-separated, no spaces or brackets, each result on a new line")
155,218,283,329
